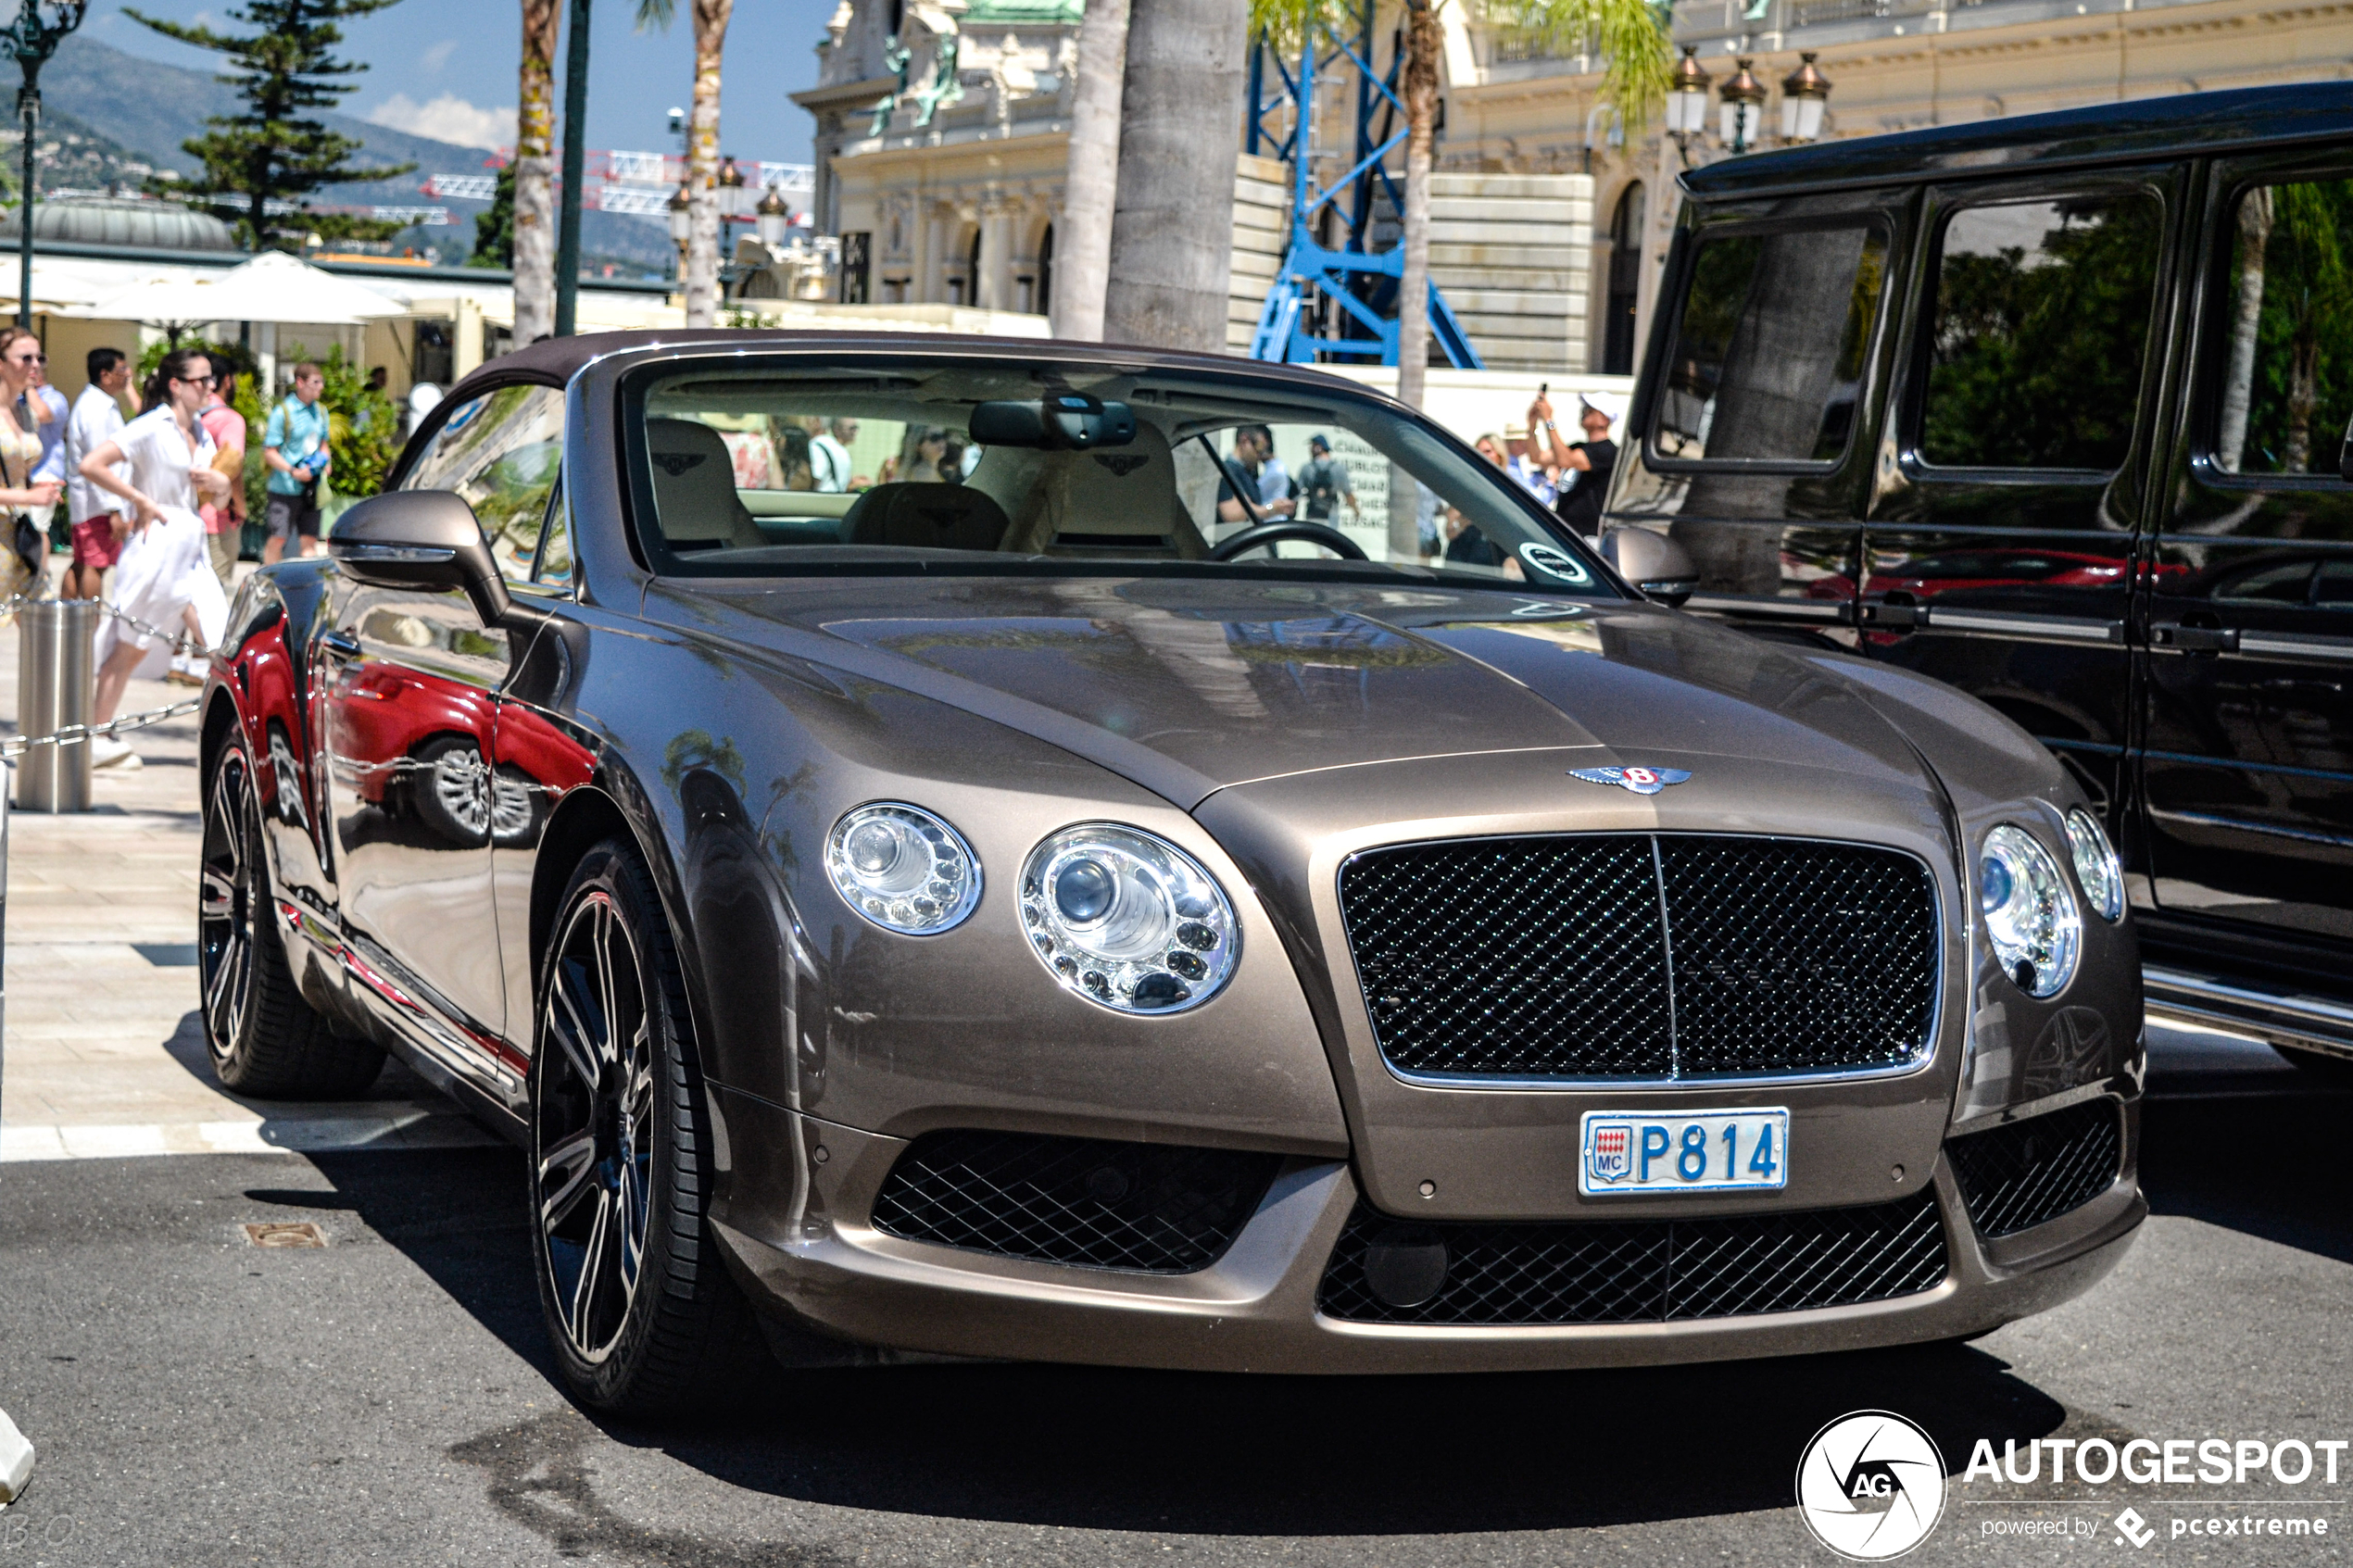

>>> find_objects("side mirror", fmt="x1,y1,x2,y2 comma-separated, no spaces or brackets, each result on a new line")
1600,525,1698,608
327,489,538,631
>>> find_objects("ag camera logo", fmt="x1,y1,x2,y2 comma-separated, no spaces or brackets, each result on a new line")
1796,1411,1947,1561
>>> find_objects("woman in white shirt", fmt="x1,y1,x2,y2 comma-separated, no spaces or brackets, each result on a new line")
78,348,233,767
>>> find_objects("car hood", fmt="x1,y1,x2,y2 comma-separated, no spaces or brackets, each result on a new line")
642,575,1939,810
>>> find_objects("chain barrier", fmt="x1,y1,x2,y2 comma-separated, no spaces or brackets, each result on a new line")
0,592,214,759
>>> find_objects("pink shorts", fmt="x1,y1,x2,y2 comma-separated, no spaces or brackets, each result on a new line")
69,516,123,571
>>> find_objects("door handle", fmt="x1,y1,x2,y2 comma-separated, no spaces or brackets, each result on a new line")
319,629,362,660
2149,622,2239,654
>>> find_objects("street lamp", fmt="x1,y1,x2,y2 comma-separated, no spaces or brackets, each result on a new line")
1718,57,1766,155
717,155,746,225
1780,52,1832,144
755,183,790,248
3,0,86,330
1664,46,1711,146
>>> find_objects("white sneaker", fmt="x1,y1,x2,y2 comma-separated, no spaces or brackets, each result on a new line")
90,736,142,771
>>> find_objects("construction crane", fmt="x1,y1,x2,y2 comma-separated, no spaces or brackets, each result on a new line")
1244,6,1482,370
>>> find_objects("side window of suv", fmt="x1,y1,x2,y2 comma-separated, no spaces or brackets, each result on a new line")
401,383,565,583
1652,221,1889,465
1919,194,2164,470
2212,177,2353,476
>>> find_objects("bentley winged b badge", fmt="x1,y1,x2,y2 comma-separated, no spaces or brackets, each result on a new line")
1569,765,1693,796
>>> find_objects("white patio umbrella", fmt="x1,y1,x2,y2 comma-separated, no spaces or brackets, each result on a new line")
92,250,403,327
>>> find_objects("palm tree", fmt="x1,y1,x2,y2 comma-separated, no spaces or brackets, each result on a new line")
512,0,562,343
1252,0,1667,556
1051,0,1130,341
637,0,735,328
1102,0,1251,351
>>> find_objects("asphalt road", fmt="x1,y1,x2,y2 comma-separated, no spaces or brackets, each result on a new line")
0,1039,2347,1567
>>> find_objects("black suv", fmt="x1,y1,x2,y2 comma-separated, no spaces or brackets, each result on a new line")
1611,84,2353,1076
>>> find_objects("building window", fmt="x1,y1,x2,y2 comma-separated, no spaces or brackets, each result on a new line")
1037,222,1054,320
1604,182,1644,375
966,228,983,307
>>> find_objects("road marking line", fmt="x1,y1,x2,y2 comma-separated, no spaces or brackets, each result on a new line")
1,1107,501,1162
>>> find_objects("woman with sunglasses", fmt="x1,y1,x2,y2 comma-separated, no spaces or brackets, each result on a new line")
75,348,233,769
0,327,64,603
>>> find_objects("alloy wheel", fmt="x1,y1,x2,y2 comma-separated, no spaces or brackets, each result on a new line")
534,889,657,1364
198,751,258,1060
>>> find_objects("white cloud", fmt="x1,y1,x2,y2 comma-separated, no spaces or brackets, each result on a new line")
421,38,458,72
363,93,515,151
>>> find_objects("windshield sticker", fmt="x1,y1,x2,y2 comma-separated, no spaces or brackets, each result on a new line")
1518,542,1593,585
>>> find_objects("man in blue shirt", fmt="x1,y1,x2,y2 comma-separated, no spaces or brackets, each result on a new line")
262,362,331,563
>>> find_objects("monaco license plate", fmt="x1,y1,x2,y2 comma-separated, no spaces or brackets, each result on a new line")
1579,1109,1790,1196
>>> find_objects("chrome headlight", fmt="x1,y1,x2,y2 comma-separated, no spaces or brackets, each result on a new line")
825,803,982,935
1979,823,2081,997
2063,807,2125,923
1021,824,1239,1013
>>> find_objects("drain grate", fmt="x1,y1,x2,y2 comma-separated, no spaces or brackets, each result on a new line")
242,1222,325,1248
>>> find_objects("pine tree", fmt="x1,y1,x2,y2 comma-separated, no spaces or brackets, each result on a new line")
470,161,517,268
126,0,418,250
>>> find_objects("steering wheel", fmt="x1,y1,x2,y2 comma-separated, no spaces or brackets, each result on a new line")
1207,521,1367,561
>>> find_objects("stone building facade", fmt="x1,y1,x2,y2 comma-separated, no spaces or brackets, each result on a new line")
794,0,2353,369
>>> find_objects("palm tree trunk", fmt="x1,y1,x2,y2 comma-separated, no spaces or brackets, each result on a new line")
2286,336,2319,474
2219,186,2271,471
1385,1,1441,562
1103,0,1249,351
683,0,734,328
513,0,561,343
1050,0,1128,341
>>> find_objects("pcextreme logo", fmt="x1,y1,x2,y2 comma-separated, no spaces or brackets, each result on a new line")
1796,1411,1948,1561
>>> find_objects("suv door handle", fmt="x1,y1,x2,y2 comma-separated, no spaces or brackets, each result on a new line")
319,629,362,660
2149,622,2240,653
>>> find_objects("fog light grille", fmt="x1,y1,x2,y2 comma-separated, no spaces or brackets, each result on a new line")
1317,1193,1947,1324
1946,1098,2121,1239
871,1129,1280,1274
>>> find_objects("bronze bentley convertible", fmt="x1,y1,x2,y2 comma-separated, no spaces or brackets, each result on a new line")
197,332,2144,1415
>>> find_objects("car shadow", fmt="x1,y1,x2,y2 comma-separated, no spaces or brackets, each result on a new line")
158,1006,448,1109
2137,1085,2353,1266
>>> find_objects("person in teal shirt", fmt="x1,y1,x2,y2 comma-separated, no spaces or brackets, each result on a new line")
262,362,331,563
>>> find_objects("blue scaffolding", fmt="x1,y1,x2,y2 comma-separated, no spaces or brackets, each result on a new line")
1244,7,1483,370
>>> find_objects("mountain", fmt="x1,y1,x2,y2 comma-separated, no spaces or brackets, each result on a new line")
40,33,673,270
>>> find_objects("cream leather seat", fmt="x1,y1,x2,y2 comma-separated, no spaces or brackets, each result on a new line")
984,420,1209,558
646,419,766,553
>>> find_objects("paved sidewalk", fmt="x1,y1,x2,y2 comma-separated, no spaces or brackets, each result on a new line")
0,583,495,1161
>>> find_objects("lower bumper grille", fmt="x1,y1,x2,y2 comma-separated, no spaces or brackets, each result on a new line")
1317,1193,1948,1325
1946,1098,2122,1239
870,1129,1280,1274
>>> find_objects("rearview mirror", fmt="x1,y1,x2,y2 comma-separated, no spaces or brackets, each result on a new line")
968,394,1136,450
327,490,542,631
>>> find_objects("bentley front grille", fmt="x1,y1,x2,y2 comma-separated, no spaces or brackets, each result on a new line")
870,1129,1281,1274
1337,834,1940,1080
1316,1193,1949,1325
1946,1098,2122,1239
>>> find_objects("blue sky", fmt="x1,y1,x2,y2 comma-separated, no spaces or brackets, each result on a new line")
80,0,845,166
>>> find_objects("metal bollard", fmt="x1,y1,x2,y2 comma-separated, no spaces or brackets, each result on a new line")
15,597,97,812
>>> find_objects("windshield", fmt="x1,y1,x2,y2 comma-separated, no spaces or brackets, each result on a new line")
623,356,1614,596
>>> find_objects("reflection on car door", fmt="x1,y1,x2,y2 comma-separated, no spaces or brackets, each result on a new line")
2142,162,2353,944
1860,175,2179,818
318,583,518,1092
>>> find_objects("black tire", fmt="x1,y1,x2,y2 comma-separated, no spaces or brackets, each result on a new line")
200,743,385,1098
409,734,492,847
528,839,774,1417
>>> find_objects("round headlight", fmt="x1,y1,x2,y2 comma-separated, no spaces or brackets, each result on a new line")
1020,824,1239,1014
825,803,982,935
2064,807,2125,923
1979,823,2081,997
